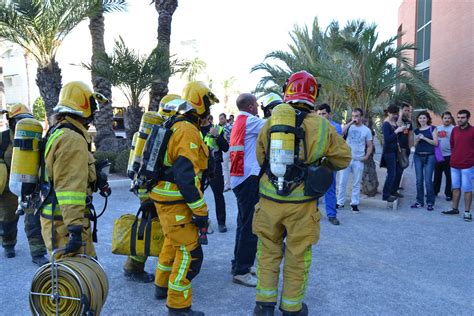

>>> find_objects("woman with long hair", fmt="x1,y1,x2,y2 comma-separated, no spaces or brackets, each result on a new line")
411,111,439,210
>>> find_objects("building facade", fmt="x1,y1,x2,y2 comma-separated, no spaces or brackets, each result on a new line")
398,0,473,116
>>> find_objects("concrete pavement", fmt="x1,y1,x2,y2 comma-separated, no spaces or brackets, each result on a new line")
0,165,472,315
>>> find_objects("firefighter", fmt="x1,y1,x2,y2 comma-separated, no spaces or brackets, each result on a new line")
260,92,283,119
253,71,351,316
150,82,218,316
201,114,229,233
39,81,110,259
0,105,48,265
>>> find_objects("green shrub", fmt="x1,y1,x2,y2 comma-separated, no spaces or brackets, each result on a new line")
114,149,130,176
94,151,118,173
32,97,46,121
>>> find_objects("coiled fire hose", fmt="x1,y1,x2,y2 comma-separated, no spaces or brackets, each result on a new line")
29,250,108,316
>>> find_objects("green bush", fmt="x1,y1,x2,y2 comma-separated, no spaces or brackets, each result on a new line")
114,149,130,176
32,97,46,121
94,151,118,173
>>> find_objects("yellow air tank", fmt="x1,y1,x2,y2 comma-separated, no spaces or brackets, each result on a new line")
127,132,139,179
9,118,43,198
269,104,296,192
132,112,164,174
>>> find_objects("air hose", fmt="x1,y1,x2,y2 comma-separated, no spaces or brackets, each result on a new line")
29,253,108,315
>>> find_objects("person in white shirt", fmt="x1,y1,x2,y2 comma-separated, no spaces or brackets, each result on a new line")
337,108,373,213
229,93,265,287
434,111,455,201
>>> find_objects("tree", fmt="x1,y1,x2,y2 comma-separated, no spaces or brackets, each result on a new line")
148,0,178,111
180,57,207,82
222,76,238,113
85,36,178,140
88,0,128,150
252,18,447,196
32,97,45,121
0,0,107,122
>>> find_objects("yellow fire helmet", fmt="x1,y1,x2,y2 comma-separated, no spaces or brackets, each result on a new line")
3,104,33,120
182,81,219,117
158,94,181,118
53,81,108,119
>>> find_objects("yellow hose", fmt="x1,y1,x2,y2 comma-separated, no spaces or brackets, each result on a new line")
29,255,108,315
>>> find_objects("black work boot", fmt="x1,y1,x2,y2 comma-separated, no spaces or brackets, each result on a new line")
32,255,49,266
253,302,275,316
168,307,204,316
123,257,154,283
4,246,15,258
281,303,308,316
155,285,168,300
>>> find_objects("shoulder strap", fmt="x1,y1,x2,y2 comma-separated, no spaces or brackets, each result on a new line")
0,130,10,160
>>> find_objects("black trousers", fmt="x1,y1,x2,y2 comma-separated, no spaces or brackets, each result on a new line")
434,155,452,198
209,163,226,226
392,150,409,194
232,175,259,276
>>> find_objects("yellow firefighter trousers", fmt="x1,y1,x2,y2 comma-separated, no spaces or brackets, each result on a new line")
154,202,203,310
40,216,96,259
252,198,321,312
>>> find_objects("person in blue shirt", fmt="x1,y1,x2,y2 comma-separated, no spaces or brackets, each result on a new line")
316,104,342,225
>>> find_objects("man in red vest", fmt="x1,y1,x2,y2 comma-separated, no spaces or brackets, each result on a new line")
229,93,265,287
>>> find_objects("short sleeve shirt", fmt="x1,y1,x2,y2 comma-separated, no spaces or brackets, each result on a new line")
347,124,372,160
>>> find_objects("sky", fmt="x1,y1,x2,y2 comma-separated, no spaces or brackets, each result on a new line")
54,0,403,114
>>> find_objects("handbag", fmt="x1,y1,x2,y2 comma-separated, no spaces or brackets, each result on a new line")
112,208,164,257
431,126,445,162
397,144,409,169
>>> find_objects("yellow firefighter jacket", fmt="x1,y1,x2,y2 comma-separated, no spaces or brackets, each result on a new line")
257,113,351,203
41,116,96,227
150,118,209,227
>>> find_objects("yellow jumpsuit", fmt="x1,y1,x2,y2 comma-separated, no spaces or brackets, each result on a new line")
150,119,209,310
254,113,351,312
40,116,97,259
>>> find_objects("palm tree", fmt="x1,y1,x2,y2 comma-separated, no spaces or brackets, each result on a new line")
0,0,108,122
222,76,238,113
252,18,447,196
85,36,178,140
149,0,178,111
181,57,207,82
88,0,128,150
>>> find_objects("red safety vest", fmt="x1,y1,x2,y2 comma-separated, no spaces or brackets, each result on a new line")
229,115,248,176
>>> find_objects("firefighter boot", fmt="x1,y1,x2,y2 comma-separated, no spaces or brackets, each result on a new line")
168,307,204,316
31,255,49,266
281,303,308,316
155,285,168,300
123,256,154,283
253,302,275,316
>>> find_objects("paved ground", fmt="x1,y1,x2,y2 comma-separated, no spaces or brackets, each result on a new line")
1,164,473,315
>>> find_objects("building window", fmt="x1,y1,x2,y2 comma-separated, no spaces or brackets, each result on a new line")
421,68,430,82
416,0,432,66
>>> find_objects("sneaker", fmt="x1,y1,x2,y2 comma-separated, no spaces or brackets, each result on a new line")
464,212,472,222
441,208,459,215
233,273,257,287
351,205,360,214
328,217,340,225
250,266,257,275
4,246,15,258
336,204,344,209
32,255,49,266
446,196,452,201
155,285,168,300
427,204,434,211
411,202,423,208
207,220,214,234
218,224,227,233
384,196,398,202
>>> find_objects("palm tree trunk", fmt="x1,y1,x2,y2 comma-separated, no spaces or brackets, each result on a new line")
149,0,178,111
36,59,62,124
361,114,379,196
89,8,115,151
124,105,143,140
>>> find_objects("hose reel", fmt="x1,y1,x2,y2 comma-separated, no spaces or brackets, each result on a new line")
29,248,108,315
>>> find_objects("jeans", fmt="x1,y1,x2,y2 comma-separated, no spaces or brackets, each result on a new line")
323,172,337,218
414,153,436,206
337,159,364,206
232,176,259,276
434,155,452,198
209,163,226,225
382,152,402,200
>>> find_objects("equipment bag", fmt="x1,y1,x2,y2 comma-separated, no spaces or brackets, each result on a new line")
112,208,164,257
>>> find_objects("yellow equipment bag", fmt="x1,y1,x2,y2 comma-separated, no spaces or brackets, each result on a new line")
112,209,164,257
0,162,7,194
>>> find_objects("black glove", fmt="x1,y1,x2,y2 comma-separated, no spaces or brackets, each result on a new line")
64,225,83,254
192,215,209,245
95,160,112,197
